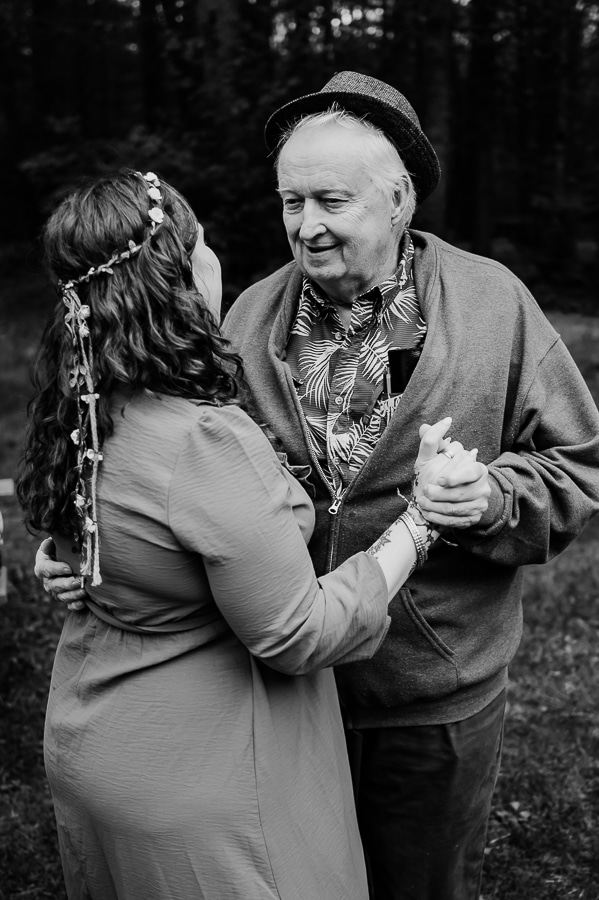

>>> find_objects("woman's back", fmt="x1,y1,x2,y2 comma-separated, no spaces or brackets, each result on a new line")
55,392,315,633
46,392,371,900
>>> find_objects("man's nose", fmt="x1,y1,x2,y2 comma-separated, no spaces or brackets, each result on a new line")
298,201,326,241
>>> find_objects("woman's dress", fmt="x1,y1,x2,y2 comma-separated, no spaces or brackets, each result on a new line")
47,393,390,900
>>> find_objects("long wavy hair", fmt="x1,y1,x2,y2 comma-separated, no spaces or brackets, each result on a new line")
17,169,243,538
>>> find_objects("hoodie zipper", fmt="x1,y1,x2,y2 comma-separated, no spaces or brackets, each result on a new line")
305,446,346,515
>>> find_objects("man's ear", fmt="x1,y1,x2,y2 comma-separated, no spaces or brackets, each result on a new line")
391,183,407,227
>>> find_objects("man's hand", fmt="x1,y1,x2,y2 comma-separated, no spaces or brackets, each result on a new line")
416,424,490,529
35,537,87,610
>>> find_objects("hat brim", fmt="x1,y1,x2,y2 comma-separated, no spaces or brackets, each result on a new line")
264,90,440,203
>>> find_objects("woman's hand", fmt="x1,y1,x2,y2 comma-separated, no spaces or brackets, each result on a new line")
34,537,86,610
413,419,490,529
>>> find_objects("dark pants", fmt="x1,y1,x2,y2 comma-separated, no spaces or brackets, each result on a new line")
348,690,506,900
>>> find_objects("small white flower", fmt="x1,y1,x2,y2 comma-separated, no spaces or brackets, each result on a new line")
70,429,80,445
149,207,164,224
75,493,86,508
147,186,162,202
144,172,158,183
79,305,91,318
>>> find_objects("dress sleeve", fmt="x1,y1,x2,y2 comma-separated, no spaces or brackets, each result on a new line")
168,405,390,674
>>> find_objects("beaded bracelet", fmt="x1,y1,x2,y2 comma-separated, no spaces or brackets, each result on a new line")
406,499,440,552
398,510,428,568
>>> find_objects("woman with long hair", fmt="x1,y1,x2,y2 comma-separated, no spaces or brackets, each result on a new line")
18,169,467,900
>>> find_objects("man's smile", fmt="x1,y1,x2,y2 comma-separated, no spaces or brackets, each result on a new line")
303,242,338,254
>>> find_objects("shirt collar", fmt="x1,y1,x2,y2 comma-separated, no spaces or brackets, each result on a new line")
298,230,414,326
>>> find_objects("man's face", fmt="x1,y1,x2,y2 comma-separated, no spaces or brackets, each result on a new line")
277,122,400,305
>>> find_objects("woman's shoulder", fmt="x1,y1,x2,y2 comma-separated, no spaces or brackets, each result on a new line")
112,391,255,432
184,401,277,462
124,394,274,460
107,393,268,468
168,399,315,553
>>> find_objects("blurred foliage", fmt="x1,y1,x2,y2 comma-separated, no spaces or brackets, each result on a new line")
0,564,68,900
483,514,599,899
0,0,598,311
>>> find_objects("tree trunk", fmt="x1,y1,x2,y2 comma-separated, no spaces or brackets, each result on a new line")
467,0,497,257
138,0,166,130
410,0,454,238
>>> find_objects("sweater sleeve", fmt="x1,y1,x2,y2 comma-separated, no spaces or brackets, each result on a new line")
452,337,599,565
167,405,390,674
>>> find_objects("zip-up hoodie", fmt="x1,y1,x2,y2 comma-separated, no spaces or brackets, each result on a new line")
223,230,599,727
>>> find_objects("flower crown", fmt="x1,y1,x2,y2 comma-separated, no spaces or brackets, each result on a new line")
60,173,164,291
60,171,164,586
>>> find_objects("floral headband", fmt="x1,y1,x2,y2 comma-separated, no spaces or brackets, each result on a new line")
60,171,164,586
60,173,165,291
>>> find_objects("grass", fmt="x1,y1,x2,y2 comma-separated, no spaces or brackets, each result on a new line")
1,261,598,899
482,516,599,899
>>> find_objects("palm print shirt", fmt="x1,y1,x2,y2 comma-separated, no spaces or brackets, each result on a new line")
285,231,427,505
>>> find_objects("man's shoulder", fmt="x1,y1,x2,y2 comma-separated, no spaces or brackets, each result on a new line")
223,261,301,342
411,228,544,315
411,230,558,345
236,261,298,304
411,229,523,282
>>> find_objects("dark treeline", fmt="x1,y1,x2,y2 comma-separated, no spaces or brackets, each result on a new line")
1,0,598,307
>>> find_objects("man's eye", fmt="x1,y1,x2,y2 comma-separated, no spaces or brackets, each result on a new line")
283,198,303,211
324,198,345,208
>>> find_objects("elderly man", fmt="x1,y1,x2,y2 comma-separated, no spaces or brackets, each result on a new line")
221,72,599,899
37,73,599,900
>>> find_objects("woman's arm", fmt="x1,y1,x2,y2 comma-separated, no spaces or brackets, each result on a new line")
33,416,481,674
165,410,473,674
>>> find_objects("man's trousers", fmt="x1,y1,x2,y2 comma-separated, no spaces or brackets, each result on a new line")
348,689,506,900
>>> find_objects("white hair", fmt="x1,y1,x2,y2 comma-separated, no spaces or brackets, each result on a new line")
276,106,417,226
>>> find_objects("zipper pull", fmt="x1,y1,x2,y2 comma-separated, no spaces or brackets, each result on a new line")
328,489,344,515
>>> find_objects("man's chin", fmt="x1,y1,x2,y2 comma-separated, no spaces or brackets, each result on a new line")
300,256,341,282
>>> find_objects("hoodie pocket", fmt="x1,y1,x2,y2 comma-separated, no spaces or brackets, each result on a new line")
336,587,460,708
399,587,457,664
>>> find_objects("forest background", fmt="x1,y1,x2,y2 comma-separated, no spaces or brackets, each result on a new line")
0,1,598,898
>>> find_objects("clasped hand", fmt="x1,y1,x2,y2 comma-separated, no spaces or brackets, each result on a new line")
414,418,491,529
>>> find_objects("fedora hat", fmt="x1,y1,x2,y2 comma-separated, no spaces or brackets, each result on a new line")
264,71,441,202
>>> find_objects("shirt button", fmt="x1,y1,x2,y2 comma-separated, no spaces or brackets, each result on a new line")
334,396,343,406
334,331,344,341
